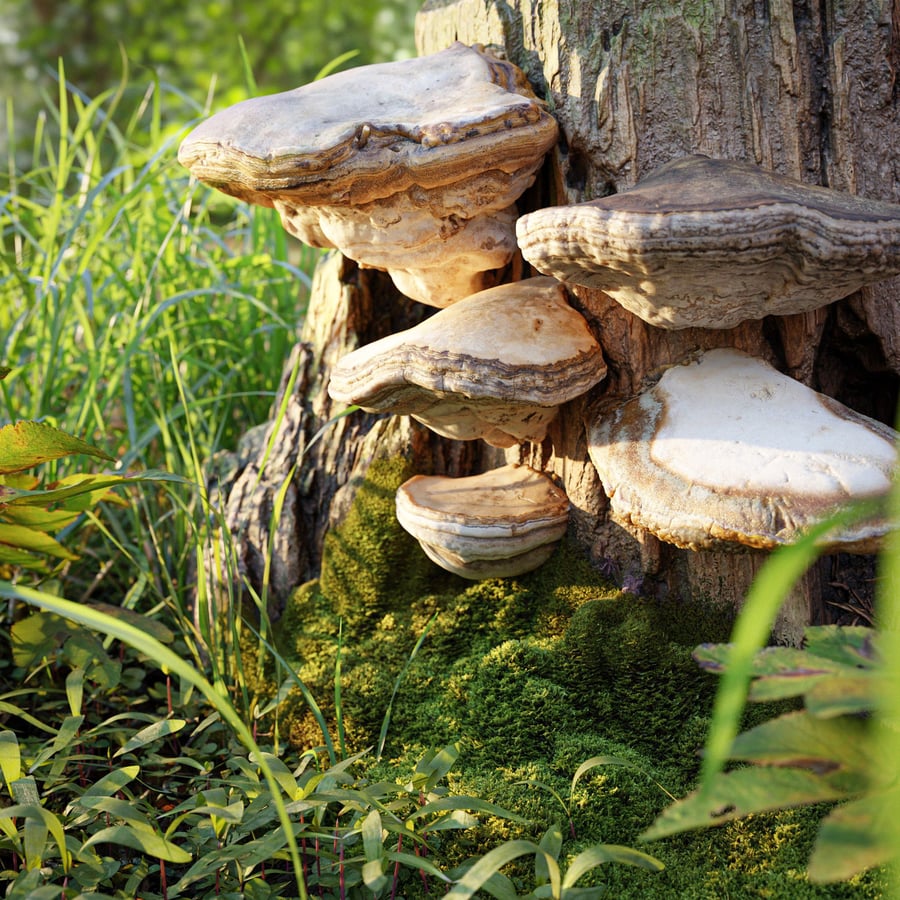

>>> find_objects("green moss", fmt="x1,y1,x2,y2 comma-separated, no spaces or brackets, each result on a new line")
317,455,435,631
270,462,885,897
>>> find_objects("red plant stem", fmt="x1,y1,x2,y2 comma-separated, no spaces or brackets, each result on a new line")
414,843,430,894
160,858,168,900
300,813,310,885
316,835,324,898
390,834,403,900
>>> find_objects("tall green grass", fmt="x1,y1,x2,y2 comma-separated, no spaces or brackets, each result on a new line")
0,61,329,722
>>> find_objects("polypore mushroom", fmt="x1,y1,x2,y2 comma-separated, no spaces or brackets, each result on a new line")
516,155,900,329
327,277,607,448
586,348,897,552
178,42,559,307
395,463,570,578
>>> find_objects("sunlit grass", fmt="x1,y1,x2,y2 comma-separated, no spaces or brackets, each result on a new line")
1,59,320,693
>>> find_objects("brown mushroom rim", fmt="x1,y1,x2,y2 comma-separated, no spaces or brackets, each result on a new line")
518,155,900,259
328,278,606,409
397,464,570,539
178,42,559,205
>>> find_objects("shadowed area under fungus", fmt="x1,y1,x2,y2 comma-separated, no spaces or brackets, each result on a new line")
253,457,885,898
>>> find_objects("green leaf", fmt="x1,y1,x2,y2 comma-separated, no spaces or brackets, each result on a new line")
82,824,192,863
0,730,22,789
408,795,527,826
807,789,900,882
361,808,383,862
30,714,84,770
0,523,78,561
563,843,664,888
572,755,632,793
804,674,881,718
78,795,159,830
535,824,562,886
410,743,460,792
114,718,187,757
642,767,849,841
78,764,140,799
0,421,114,475
696,500,881,792
11,611,74,668
0,801,70,871
65,667,84,716
445,840,555,900
728,710,874,776
86,601,174,644
362,858,389,895
1,503,80,531
802,625,878,666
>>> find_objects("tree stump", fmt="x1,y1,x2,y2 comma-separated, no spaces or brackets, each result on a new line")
215,0,899,642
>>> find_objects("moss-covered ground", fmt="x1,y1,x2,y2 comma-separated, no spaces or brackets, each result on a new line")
269,456,883,897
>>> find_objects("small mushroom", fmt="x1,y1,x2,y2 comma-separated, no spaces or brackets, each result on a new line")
395,463,570,579
586,348,897,552
327,277,607,448
178,42,559,307
516,155,900,329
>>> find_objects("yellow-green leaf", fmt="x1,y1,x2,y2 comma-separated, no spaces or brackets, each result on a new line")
82,824,192,863
0,421,114,475
0,523,78,561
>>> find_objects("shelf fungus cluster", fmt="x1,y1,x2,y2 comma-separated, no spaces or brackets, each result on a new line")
328,277,604,576
181,36,900,587
517,155,900,329
395,464,570,579
586,349,897,553
178,42,558,307
328,278,606,448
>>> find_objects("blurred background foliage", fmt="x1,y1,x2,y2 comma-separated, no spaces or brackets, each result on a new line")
2,0,420,149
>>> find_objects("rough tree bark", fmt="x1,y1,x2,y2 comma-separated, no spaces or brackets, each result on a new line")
215,0,899,643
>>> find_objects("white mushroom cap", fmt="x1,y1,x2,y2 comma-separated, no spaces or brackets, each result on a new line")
178,43,559,307
516,155,900,329
586,348,897,552
396,463,570,579
327,277,607,448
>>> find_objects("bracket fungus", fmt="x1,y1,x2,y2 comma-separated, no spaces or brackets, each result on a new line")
586,348,897,553
327,277,607,448
395,463,570,579
178,42,558,307
516,155,900,329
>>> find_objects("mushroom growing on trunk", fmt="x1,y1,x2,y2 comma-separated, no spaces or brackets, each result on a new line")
328,277,607,448
395,463,570,578
178,42,559,307
586,348,897,553
516,155,900,329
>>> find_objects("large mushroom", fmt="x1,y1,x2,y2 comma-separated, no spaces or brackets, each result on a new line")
516,155,900,329
395,463,570,579
327,277,607,448
178,42,559,307
586,348,897,553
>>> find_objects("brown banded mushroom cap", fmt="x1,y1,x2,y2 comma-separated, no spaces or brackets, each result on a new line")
178,42,559,307
327,277,607,448
516,155,900,329
395,463,570,579
586,348,897,552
